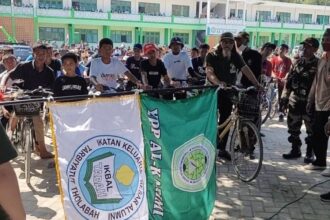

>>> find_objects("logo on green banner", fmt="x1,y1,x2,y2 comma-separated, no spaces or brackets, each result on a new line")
172,134,215,192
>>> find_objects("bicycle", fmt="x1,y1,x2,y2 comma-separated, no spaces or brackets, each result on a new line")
218,85,263,182
5,87,53,184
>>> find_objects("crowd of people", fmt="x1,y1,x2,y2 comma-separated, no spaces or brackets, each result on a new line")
0,28,329,219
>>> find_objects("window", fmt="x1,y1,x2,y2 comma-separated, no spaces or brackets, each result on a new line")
138,2,160,15
276,12,291,22
229,9,235,18
111,30,132,43
13,0,22,6
143,32,160,44
74,29,98,43
237,9,246,19
0,0,10,5
317,15,329,25
72,0,97,11
39,0,62,9
298,13,312,24
172,5,189,17
172,33,189,44
111,0,131,13
39,27,65,41
256,11,271,21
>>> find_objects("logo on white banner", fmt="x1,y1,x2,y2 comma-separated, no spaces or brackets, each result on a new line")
67,135,144,219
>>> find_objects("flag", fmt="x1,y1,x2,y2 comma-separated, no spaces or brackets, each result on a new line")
140,89,217,220
49,95,148,220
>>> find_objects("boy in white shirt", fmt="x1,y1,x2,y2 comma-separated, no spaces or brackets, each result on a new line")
90,38,143,92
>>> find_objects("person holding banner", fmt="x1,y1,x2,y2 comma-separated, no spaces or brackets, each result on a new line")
0,124,26,220
90,38,145,93
205,32,262,161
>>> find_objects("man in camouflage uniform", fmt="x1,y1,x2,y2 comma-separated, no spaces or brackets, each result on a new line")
281,37,319,163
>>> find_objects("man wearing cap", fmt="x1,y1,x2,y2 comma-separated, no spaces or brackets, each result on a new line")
3,43,55,159
163,37,196,98
45,44,62,78
235,32,262,88
271,43,292,122
140,43,170,94
206,32,262,160
260,42,276,84
192,43,210,81
305,28,330,173
0,47,14,74
281,37,319,162
126,43,144,90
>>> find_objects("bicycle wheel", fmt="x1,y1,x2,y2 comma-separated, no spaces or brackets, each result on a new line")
260,96,271,125
230,120,263,182
22,121,33,184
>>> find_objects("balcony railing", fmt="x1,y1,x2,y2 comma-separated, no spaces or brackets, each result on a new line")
0,5,12,14
111,13,140,21
260,22,282,28
304,24,323,30
74,11,108,19
173,17,200,24
143,15,171,23
37,8,71,17
13,6,33,16
282,23,304,29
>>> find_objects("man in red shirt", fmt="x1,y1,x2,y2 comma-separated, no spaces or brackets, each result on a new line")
271,44,292,122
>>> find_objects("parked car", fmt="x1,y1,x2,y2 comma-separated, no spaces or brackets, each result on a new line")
0,43,32,62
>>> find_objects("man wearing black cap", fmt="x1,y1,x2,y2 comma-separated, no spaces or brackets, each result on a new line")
271,43,292,122
163,37,196,98
281,37,319,162
45,44,62,78
3,43,55,159
126,43,144,90
206,32,262,160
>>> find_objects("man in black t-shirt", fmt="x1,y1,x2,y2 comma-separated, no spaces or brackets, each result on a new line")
141,43,170,93
126,44,144,90
46,44,62,78
206,32,261,161
5,43,55,159
53,53,88,97
192,43,210,80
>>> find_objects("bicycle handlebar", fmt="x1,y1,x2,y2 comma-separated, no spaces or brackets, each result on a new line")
218,84,257,93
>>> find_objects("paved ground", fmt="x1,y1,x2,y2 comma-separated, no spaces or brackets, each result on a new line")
11,118,330,220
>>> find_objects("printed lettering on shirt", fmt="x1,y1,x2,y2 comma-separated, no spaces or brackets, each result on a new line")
230,64,237,74
100,73,117,81
149,71,159,76
174,60,181,64
62,85,82,91
130,63,140,70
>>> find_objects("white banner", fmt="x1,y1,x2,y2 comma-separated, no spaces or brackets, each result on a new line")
206,24,246,35
49,95,148,220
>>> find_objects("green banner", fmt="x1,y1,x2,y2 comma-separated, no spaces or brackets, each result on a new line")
140,89,217,220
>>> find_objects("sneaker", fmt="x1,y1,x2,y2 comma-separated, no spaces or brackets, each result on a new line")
321,168,330,177
278,113,284,122
320,192,330,202
304,163,326,170
218,150,232,161
282,150,301,159
303,155,315,164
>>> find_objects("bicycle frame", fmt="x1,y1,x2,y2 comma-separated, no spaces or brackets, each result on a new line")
218,109,238,141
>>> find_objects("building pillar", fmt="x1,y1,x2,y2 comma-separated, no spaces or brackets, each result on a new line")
198,0,203,18
191,30,197,47
256,32,260,48
271,32,275,43
249,32,254,48
290,33,296,49
33,17,38,42
102,26,110,38
139,27,143,44
68,24,75,45
299,33,303,42
278,33,282,45
164,28,169,46
134,27,139,44
311,34,315,38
